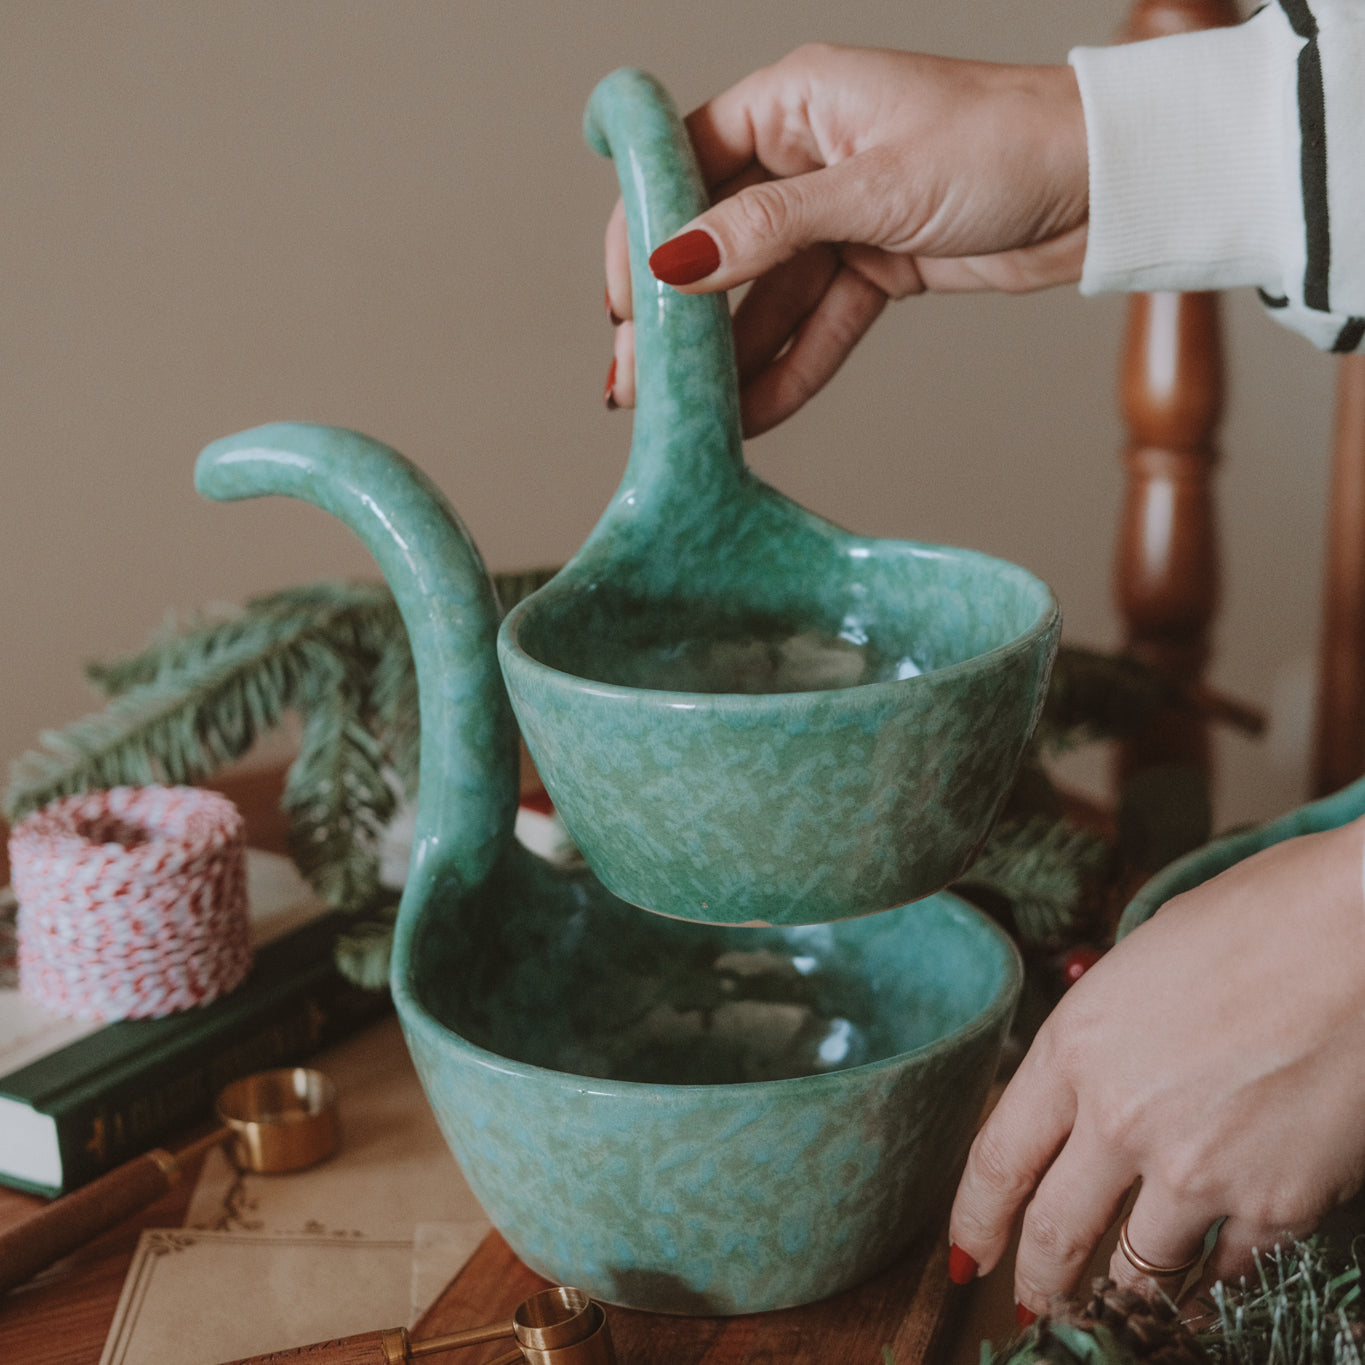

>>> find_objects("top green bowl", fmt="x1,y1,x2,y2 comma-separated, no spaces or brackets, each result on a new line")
496,70,1059,925
501,539,1057,926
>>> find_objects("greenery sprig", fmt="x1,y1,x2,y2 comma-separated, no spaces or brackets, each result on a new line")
959,815,1109,949
1203,1238,1365,1365
990,1238,1365,1365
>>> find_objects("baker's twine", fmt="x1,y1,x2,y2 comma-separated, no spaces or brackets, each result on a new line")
9,786,253,1020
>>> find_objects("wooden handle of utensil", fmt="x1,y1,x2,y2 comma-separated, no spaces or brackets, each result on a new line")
0,1148,181,1295
215,1328,413,1364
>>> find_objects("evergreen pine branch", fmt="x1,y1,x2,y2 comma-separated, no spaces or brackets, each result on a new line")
85,581,396,697
5,651,293,823
282,641,396,912
1036,647,1181,755
84,615,208,697
985,1239,1365,1365
958,816,1108,948
7,584,402,827
350,567,554,803
85,607,241,697
371,627,420,798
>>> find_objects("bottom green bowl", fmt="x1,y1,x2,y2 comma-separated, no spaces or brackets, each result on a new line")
394,845,1021,1315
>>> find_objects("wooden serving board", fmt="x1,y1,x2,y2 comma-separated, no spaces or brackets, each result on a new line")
414,1229,971,1365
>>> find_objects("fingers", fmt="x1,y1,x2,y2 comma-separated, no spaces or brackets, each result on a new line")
649,154,905,295
682,57,828,189
604,197,634,411
607,320,635,411
731,246,841,382
1106,1188,1216,1303
608,238,887,433
738,261,885,438
604,197,632,324
950,1044,1079,1278
1010,1135,1132,1316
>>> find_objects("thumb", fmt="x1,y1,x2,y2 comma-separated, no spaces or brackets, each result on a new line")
649,157,893,293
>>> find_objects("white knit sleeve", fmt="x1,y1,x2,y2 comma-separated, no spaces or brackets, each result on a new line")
1069,1,1365,354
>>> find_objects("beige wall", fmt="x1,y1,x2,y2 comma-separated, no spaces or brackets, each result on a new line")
0,1,1332,829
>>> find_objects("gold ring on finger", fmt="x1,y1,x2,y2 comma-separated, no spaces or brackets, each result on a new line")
1118,1218,1200,1279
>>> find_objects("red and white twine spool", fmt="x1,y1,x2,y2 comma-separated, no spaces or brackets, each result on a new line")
9,786,253,1020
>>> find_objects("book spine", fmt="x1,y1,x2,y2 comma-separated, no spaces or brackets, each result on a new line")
32,973,388,1197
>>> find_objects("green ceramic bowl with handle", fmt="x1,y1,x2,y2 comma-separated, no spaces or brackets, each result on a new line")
193,63,1047,1317
197,420,1023,1316
496,69,1060,926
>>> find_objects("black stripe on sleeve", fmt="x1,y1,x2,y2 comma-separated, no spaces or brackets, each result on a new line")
1332,318,1365,353
1258,288,1291,308
1278,0,1332,312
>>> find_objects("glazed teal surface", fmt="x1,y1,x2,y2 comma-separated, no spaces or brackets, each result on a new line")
1119,773,1365,939
497,69,1060,925
195,420,1023,1313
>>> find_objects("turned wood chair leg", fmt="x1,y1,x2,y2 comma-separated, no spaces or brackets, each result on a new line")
1112,0,1239,788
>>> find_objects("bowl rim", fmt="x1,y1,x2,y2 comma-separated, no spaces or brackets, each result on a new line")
496,536,1060,709
394,886,1024,1099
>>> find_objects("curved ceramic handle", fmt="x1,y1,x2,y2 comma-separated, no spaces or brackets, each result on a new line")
584,69,744,511
195,424,519,939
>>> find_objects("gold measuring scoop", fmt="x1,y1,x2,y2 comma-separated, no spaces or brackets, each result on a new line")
215,1285,618,1365
0,1066,337,1296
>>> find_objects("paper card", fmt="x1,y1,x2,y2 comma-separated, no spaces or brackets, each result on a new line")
99,1229,415,1365
185,1014,490,1241
411,1219,496,1323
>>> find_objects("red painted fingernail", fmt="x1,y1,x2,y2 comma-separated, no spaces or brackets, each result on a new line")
1016,1305,1038,1328
649,229,721,286
604,358,618,410
606,287,622,326
948,1244,978,1286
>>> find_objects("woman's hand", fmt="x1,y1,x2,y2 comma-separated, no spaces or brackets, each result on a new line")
604,44,1088,436
948,817,1365,1320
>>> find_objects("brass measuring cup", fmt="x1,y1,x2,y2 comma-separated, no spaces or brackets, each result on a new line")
216,1284,618,1365
0,1066,337,1296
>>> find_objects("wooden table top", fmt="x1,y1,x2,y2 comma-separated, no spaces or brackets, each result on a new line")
0,1156,206,1364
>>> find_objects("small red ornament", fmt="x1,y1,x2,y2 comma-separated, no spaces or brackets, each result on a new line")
1061,945,1104,987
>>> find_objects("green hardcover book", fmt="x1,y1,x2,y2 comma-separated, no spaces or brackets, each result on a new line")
0,851,390,1197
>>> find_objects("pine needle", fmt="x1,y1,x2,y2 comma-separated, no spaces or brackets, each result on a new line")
5,589,389,824
1036,647,1180,755
958,816,1108,948
7,661,280,822
1199,1241,1365,1365
284,648,395,911
10,571,1191,993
